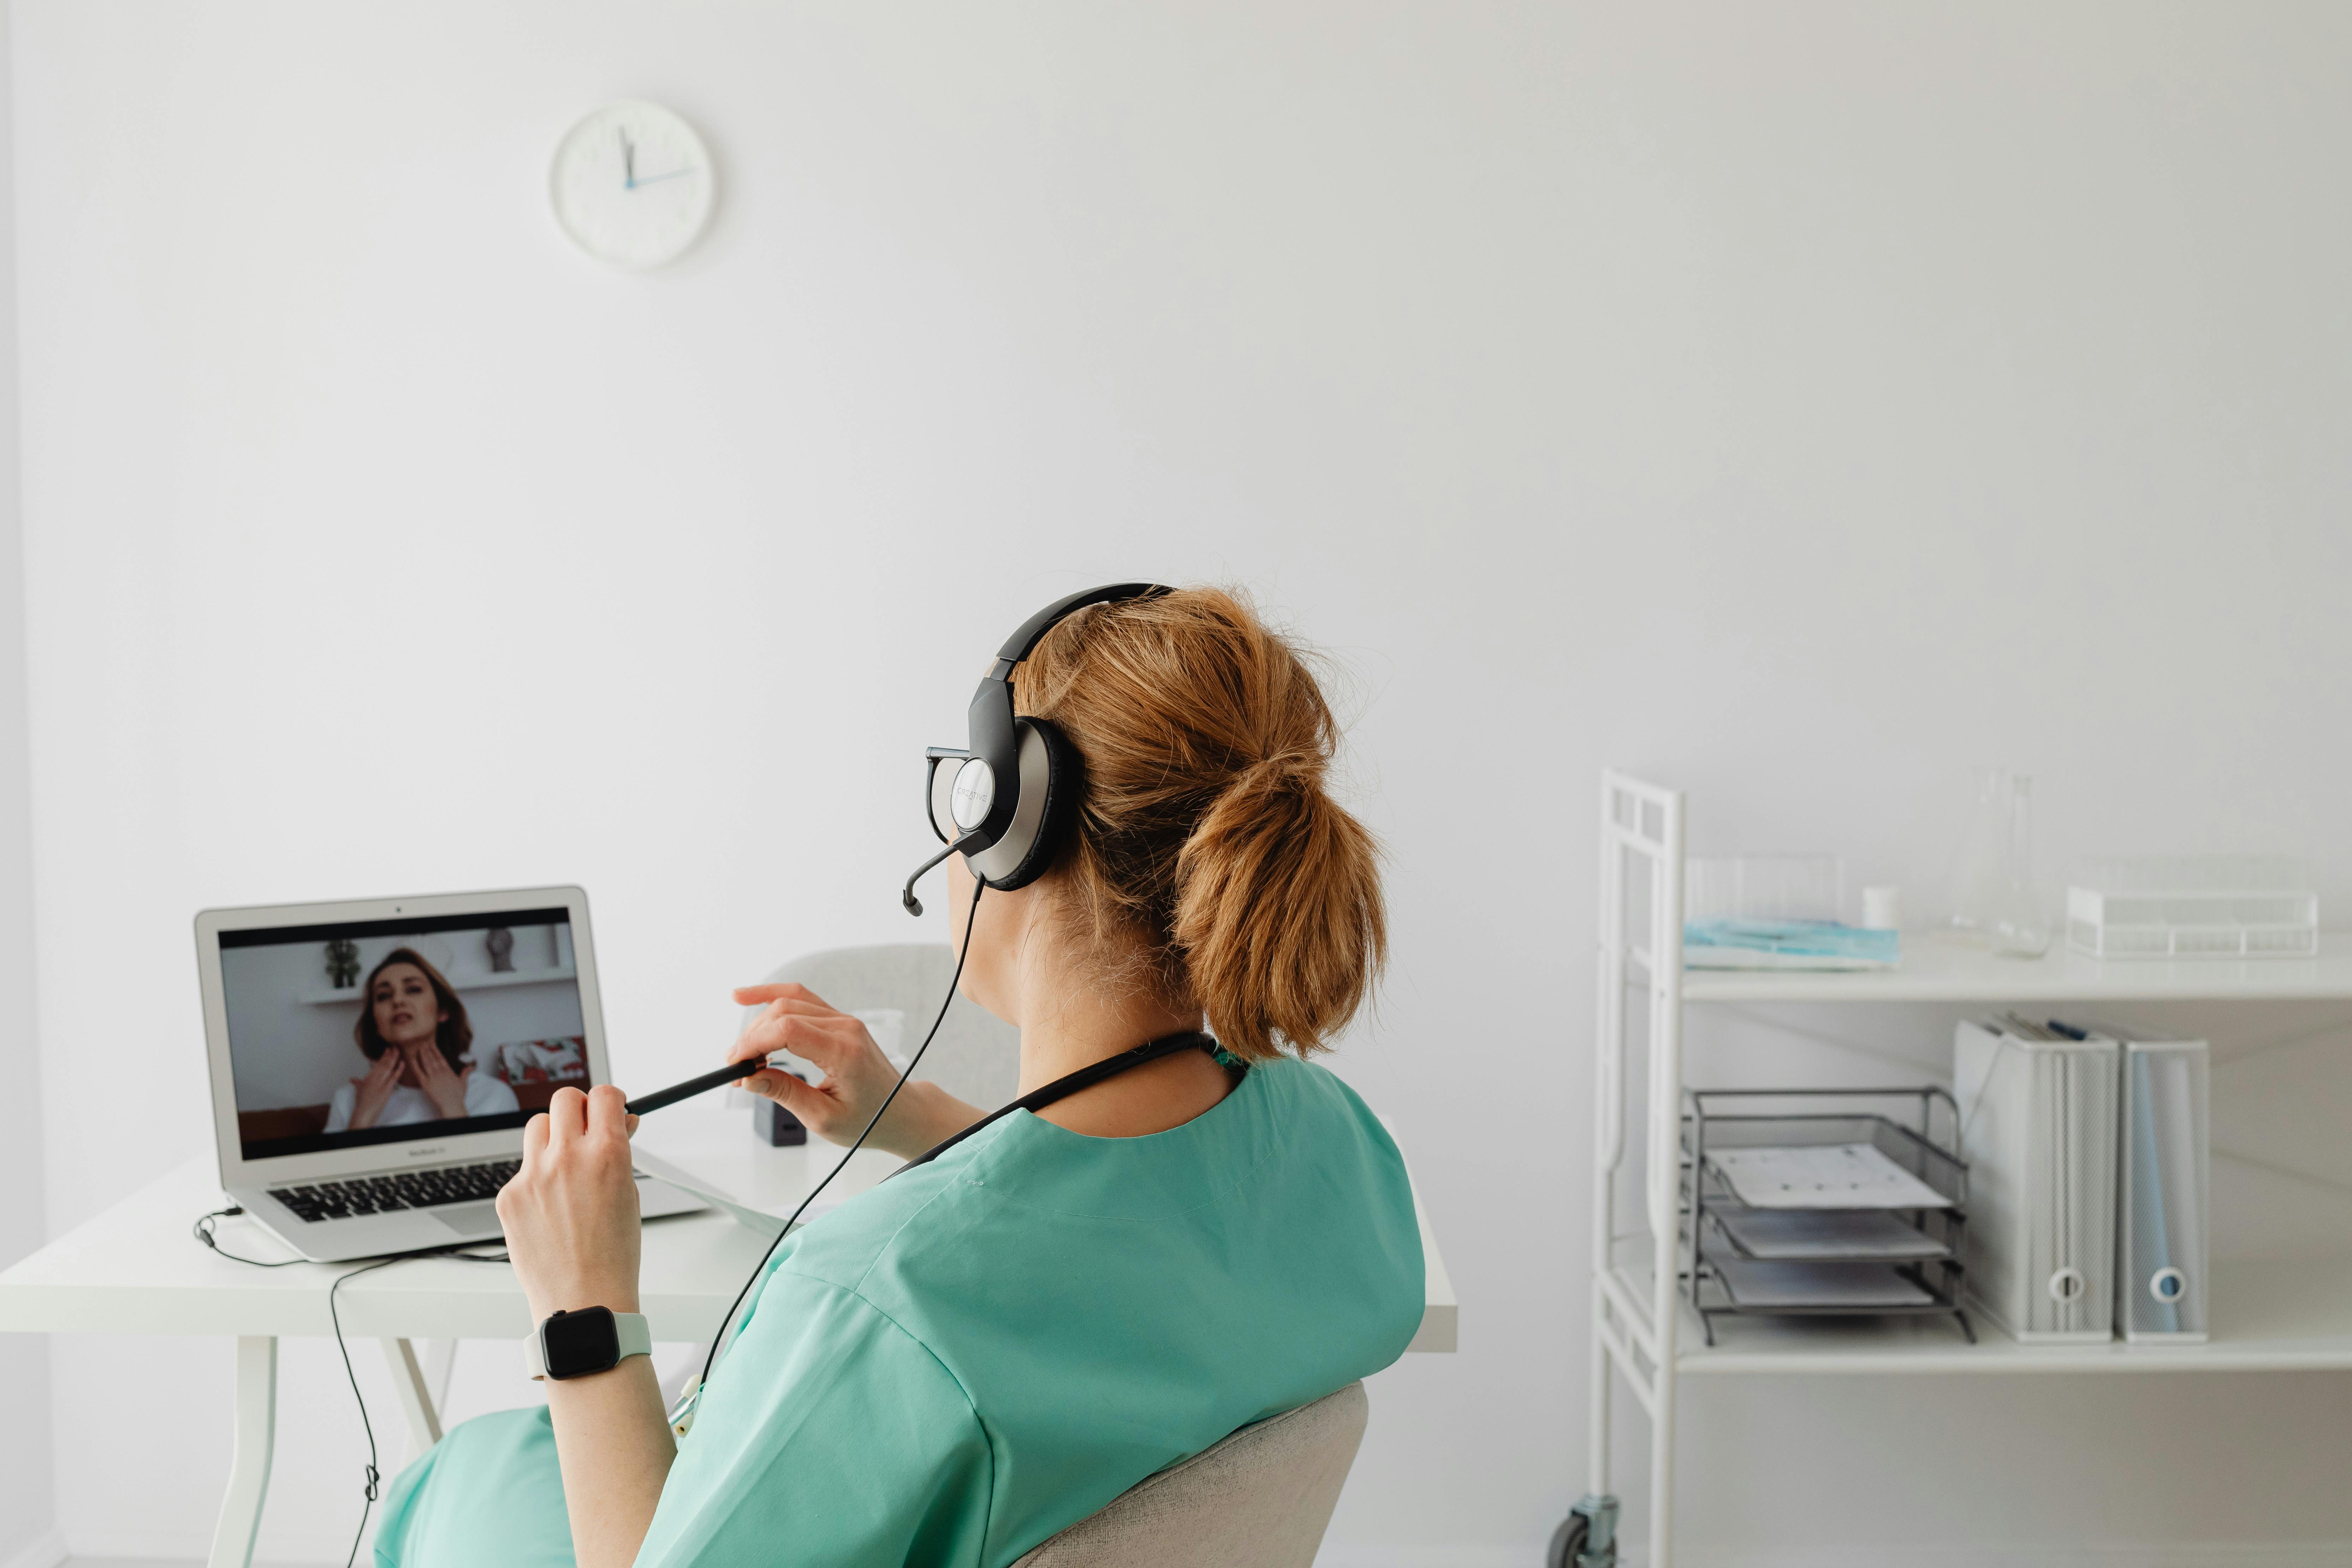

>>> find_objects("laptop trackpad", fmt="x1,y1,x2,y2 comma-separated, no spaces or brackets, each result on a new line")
432,1202,504,1239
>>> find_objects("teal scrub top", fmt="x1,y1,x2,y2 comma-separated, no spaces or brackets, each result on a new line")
375,1054,1424,1568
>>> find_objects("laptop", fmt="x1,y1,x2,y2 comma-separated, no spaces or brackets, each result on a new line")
196,885,703,1262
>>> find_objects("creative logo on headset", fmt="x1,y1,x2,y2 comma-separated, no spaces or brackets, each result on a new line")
901,582,1170,916
948,760,995,831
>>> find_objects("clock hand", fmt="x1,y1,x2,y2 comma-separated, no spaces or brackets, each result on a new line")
618,128,636,189
626,166,698,189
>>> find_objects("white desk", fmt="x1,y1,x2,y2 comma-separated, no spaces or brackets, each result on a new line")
0,1111,1455,1568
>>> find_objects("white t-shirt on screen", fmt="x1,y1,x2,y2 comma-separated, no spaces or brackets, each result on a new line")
323,1067,521,1133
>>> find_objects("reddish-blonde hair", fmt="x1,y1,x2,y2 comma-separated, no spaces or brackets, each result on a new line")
1014,586,1384,1061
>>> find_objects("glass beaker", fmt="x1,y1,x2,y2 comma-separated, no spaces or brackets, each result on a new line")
1989,774,2052,959
1943,768,2011,945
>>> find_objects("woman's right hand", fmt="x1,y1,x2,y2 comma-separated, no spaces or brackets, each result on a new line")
727,983,981,1160
348,1050,403,1131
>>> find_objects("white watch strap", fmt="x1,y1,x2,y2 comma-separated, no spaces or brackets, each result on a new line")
524,1311,653,1381
614,1310,653,1364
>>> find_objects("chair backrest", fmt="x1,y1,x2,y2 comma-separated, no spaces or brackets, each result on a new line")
752,943,1020,1112
1011,1382,1369,1568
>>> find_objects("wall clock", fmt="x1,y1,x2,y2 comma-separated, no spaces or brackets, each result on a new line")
549,101,716,271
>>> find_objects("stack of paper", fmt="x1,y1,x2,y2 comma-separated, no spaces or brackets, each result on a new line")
1707,1253,1935,1309
1712,1207,1949,1261
1706,1143,1952,1210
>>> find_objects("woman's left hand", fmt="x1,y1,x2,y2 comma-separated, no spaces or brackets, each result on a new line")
412,1044,472,1121
496,1086,643,1321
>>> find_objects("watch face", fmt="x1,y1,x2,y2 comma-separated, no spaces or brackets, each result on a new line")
542,1306,620,1380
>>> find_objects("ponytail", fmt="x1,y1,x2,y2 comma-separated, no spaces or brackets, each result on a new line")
1016,588,1386,1061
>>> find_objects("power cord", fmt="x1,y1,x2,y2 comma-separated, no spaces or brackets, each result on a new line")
326,1254,400,1566
192,1206,305,1267
681,874,987,1425
192,1205,508,1567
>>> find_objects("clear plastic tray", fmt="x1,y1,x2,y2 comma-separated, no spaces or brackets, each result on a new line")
1685,854,1842,923
2067,856,2317,959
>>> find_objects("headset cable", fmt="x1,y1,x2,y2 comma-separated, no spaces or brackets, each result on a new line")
680,874,986,1426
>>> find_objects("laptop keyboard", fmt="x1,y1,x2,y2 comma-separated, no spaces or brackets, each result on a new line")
268,1159,522,1224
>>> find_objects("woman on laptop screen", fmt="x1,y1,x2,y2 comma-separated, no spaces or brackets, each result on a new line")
374,587,1422,1568
323,948,520,1132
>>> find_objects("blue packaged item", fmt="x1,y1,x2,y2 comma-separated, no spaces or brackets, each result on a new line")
1684,919,1900,971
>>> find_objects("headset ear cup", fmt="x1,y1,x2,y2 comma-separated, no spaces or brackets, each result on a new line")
985,717,1081,892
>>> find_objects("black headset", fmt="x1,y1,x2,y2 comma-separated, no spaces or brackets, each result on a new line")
901,582,1170,916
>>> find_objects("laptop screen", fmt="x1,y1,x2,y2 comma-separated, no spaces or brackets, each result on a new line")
220,906,594,1161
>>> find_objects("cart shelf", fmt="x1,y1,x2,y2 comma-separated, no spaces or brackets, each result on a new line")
1672,1258,2352,1374
1681,940,2352,1004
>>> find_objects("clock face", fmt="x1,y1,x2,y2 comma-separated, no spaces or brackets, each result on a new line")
549,101,715,271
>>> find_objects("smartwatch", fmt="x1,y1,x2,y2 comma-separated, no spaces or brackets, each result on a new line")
524,1306,654,1382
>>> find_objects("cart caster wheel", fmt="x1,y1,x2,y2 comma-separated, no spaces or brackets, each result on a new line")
1554,1492,1618,1568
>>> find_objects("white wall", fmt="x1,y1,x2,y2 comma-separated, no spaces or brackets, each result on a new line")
11,3,2352,1563
0,5,57,1562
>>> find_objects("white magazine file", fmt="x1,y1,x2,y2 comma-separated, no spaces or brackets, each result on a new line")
2116,1038,2211,1343
1954,1020,2119,1344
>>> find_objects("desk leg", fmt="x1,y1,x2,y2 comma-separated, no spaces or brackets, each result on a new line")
423,1337,457,1414
206,1335,276,1568
382,1338,445,1464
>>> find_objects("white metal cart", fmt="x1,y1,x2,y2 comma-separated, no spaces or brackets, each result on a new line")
1557,771,2352,1568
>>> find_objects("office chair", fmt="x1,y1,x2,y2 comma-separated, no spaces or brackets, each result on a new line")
1012,1382,1369,1567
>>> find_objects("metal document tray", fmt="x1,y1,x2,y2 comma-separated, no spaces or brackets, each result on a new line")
1679,1088,1974,1345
